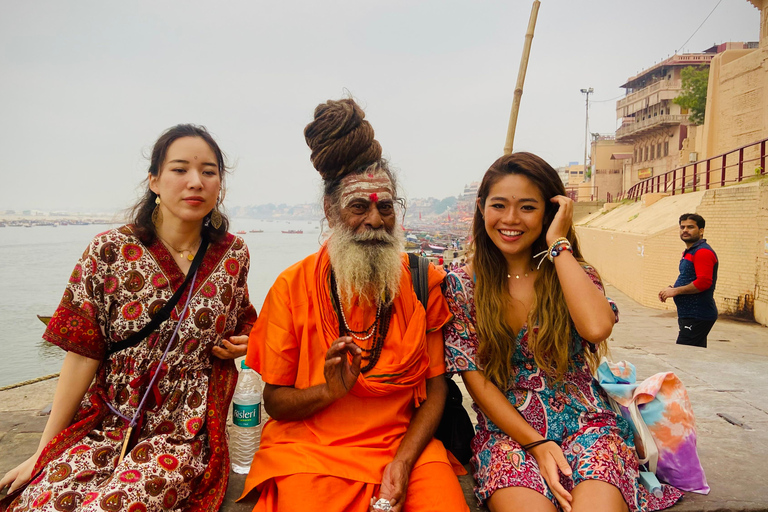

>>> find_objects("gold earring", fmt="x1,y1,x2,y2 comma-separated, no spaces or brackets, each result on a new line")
152,196,161,226
210,205,222,229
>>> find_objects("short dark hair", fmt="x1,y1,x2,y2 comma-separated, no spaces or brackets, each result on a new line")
679,213,705,229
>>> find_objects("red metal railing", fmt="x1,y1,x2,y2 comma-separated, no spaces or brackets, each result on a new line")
622,137,767,200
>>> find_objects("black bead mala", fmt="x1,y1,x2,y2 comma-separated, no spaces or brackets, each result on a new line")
330,271,392,373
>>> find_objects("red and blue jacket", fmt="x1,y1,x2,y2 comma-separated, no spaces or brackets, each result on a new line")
673,238,718,320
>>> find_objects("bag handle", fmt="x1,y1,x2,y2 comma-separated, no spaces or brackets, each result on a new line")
599,357,659,473
107,237,210,356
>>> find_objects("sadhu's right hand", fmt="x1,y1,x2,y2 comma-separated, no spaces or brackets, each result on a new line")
324,337,362,400
0,453,38,495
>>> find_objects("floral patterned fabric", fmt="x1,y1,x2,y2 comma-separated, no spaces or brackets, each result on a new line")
442,267,683,511
3,226,257,512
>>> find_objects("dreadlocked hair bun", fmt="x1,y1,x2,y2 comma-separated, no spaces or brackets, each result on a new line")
304,98,382,182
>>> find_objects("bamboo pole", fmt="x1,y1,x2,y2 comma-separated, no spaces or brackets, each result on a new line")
503,0,541,155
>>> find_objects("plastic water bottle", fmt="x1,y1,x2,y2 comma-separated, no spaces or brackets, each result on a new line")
230,361,263,474
639,471,664,499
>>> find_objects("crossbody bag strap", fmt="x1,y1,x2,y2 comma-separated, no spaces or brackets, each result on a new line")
106,237,210,356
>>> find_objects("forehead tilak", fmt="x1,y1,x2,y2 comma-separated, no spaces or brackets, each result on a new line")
340,170,394,207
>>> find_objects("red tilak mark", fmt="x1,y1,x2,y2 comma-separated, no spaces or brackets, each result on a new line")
369,193,379,203
367,172,374,178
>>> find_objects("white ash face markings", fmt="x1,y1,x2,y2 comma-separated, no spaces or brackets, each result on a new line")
339,170,394,209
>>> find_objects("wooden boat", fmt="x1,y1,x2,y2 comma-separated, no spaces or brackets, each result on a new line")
282,230,303,234
236,230,247,234
249,229,264,233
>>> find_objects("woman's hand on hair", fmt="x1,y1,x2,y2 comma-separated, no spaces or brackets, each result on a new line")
212,335,248,360
529,442,574,512
546,195,574,246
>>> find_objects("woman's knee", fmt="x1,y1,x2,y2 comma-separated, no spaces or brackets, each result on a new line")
571,479,628,512
486,486,557,512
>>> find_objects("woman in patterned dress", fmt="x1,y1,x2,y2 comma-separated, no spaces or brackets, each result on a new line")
0,125,258,512
442,153,683,512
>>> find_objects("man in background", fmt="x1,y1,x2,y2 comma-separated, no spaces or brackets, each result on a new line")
659,213,718,348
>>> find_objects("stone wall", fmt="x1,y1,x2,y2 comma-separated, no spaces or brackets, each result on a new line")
698,1,768,173
702,48,766,161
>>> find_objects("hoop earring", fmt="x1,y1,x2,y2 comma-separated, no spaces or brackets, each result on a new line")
152,196,161,226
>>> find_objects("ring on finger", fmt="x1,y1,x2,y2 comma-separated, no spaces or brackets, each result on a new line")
373,498,392,511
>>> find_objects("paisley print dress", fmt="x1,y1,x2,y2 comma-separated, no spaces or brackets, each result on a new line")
442,266,683,511
3,226,257,512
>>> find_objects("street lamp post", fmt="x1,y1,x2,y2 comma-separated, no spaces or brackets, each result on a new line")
580,88,593,188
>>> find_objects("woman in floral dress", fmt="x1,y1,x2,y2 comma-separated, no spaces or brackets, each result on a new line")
0,125,257,512
442,153,683,512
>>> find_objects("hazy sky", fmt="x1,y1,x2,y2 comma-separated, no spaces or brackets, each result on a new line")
0,0,759,213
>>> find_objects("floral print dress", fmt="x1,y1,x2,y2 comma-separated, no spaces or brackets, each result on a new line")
3,226,257,512
442,266,683,511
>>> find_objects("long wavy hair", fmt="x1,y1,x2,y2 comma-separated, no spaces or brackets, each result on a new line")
129,124,230,243
472,152,606,388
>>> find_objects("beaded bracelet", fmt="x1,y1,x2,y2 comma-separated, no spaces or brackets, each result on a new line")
533,237,573,269
547,237,572,262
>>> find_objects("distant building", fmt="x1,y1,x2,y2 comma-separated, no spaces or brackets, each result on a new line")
566,164,586,186
461,182,479,201
615,41,757,194
616,51,716,183
588,135,634,201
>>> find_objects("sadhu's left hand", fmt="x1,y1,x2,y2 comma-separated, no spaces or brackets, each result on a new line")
212,335,248,360
370,460,410,512
545,195,574,246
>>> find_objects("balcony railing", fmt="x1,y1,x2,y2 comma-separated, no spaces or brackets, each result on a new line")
617,80,682,109
616,114,689,140
621,137,768,200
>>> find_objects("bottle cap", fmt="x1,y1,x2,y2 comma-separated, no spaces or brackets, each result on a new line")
240,360,252,370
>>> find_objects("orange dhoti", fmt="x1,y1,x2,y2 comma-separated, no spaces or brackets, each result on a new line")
253,462,467,512
240,246,468,511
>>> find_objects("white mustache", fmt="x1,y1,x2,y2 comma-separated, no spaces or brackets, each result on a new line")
352,229,396,244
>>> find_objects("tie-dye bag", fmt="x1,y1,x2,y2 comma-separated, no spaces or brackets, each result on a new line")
597,359,710,494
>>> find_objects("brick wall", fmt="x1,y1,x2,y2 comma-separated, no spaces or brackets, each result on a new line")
697,183,763,318
576,180,768,325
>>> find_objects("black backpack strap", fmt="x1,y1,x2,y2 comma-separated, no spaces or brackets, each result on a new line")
408,254,474,464
106,237,210,356
408,253,429,311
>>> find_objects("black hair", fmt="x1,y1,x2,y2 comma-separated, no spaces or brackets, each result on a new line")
679,213,705,229
130,124,229,243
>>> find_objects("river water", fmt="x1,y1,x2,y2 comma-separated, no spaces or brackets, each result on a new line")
0,219,322,387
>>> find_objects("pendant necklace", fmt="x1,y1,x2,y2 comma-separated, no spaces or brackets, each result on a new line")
335,280,381,341
158,235,200,262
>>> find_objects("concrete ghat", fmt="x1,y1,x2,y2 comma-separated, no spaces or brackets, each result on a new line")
2,286,768,511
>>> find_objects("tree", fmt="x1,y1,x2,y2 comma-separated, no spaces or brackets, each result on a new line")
433,196,457,214
674,66,709,125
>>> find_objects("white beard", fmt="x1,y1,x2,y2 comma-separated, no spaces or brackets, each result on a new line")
326,224,405,308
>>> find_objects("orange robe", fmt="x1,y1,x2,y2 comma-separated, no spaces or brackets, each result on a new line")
241,245,468,511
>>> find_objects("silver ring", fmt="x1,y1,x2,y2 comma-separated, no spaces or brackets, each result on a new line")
373,498,392,511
